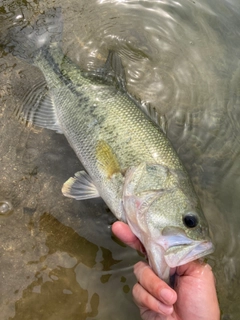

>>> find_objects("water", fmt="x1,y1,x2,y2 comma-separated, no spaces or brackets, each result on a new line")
1,0,240,319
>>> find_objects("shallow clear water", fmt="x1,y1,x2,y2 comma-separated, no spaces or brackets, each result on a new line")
1,0,240,319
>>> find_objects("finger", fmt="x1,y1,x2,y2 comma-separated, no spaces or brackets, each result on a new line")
133,282,174,316
111,221,143,252
175,261,220,319
134,261,177,306
140,309,168,320
176,260,213,279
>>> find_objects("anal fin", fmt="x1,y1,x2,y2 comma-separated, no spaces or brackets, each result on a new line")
62,171,100,200
15,79,62,133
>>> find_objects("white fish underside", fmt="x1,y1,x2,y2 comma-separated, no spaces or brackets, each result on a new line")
29,48,213,281
7,7,214,282
33,48,189,215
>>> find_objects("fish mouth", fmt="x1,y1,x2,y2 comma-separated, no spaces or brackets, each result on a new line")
160,226,214,268
164,240,214,268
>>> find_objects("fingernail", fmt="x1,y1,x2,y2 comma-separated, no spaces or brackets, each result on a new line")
160,288,175,303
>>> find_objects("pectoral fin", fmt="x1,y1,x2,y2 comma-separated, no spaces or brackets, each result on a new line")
62,171,100,200
96,140,121,178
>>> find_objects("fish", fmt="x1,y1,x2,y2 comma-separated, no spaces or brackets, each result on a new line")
3,8,214,282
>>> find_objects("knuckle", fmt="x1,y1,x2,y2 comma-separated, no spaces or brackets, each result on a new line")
154,281,164,293
132,283,142,303
133,261,150,278
132,282,141,297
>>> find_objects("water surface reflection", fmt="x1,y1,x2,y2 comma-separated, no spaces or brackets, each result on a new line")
1,0,240,319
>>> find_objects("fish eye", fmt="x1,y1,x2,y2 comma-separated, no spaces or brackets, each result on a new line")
183,213,199,228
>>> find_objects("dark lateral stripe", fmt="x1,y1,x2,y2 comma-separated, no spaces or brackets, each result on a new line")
39,48,90,104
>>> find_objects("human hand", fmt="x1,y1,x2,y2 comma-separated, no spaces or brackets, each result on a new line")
112,221,220,320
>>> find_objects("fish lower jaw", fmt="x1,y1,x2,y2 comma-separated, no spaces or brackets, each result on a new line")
164,241,214,268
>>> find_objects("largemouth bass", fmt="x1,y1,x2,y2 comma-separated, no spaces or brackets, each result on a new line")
4,8,214,281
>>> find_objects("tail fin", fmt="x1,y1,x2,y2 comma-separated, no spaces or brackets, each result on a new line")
3,7,62,63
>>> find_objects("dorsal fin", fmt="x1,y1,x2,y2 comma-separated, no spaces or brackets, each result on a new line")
91,52,168,133
136,101,168,134
105,50,127,91
82,51,127,91
84,51,168,133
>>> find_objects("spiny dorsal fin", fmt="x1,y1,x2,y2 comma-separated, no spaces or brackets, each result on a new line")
84,51,168,133
137,101,168,134
102,52,168,133
62,171,100,200
14,79,62,133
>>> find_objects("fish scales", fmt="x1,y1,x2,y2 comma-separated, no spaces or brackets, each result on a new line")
4,8,214,282
41,49,183,166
